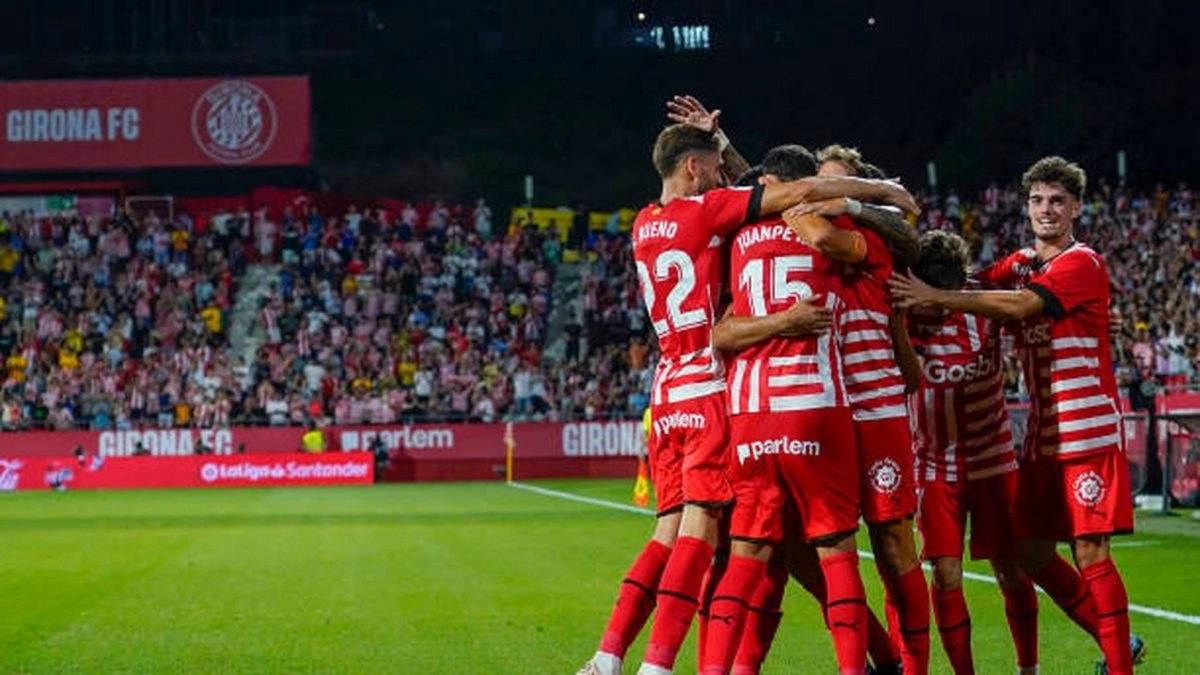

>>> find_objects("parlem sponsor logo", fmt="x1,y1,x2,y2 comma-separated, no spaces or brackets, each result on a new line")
735,436,822,465
339,426,455,452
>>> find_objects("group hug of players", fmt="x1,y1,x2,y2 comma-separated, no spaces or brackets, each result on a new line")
577,97,1144,675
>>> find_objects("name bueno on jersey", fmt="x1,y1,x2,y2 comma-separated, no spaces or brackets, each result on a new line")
632,186,760,405
725,219,847,415
907,293,1016,482
979,244,1122,459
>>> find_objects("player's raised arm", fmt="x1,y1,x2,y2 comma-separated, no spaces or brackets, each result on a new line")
665,95,753,184
888,270,1045,321
889,311,923,393
781,210,866,263
760,176,919,220
785,197,918,269
713,300,832,352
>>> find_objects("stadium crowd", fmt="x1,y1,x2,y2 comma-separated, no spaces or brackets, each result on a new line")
0,177,1194,430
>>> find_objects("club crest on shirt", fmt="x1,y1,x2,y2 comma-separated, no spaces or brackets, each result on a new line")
868,458,902,494
1071,470,1107,508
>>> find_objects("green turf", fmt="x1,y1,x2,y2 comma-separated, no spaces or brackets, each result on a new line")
0,481,1196,674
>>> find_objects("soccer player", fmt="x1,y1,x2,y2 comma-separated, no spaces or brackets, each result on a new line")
578,114,917,675
905,230,1040,675
789,145,930,674
702,144,870,675
889,156,1140,675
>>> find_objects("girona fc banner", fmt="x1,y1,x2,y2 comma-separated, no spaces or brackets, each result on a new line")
0,76,311,170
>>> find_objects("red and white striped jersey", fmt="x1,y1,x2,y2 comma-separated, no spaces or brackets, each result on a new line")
907,292,1017,483
835,217,908,421
979,242,1122,460
633,186,762,405
724,218,847,414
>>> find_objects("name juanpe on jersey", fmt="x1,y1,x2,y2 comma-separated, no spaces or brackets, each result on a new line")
735,222,798,256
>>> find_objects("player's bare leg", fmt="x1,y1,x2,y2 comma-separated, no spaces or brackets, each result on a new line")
581,511,683,675
990,557,1039,675
868,518,930,675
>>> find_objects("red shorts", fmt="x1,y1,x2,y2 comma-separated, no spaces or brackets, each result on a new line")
1016,451,1134,542
917,470,1021,561
648,393,731,515
855,416,917,523
730,409,860,543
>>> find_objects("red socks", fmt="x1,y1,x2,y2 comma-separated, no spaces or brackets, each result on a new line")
1030,553,1099,640
1081,559,1133,675
732,564,787,674
801,572,898,668
1001,579,1039,669
599,539,672,658
699,556,765,675
644,536,715,670
932,586,974,674
882,566,930,675
820,551,869,675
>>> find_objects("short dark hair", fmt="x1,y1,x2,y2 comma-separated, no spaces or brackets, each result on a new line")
1022,156,1086,201
652,124,720,179
760,144,818,182
913,230,971,290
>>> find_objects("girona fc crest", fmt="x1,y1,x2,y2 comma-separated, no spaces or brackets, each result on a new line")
191,80,278,164
1072,470,1107,508
868,458,902,495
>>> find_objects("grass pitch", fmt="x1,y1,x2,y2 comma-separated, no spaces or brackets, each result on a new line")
1,480,1197,673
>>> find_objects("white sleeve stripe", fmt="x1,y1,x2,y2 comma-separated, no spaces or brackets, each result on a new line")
850,384,907,402
842,309,889,323
668,380,726,403
843,349,896,365
1052,336,1099,349
1051,356,1100,372
768,374,824,387
844,368,898,384
852,404,909,421
768,354,817,367
1049,376,1101,395
769,393,838,410
1052,395,1116,414
843,329,891,344
1054,434,1122,454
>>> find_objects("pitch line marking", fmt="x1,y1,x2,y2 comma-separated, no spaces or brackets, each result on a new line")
509,481,1200,627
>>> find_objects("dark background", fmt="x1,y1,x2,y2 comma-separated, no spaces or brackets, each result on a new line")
4,0,1198,207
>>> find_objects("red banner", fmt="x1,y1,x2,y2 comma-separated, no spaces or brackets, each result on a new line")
0,452,372,492
0,77,310,170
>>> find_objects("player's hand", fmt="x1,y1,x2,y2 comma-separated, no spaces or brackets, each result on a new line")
879,181,921,216
887,271,939,311
777,296,832,336
785,198,850,219
666,95,721,133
